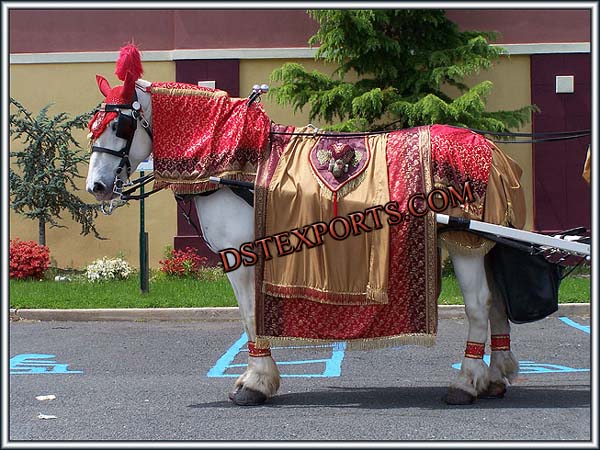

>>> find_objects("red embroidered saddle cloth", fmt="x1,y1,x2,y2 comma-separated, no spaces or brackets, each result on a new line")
151,82,271,194
253,125,493,350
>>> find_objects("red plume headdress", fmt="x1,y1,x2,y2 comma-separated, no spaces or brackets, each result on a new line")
115,43,143,82
88,43,144,139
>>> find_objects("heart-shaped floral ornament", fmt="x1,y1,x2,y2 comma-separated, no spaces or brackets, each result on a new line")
309,136,371,216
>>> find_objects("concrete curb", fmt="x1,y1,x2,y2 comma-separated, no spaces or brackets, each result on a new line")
10,303,589,322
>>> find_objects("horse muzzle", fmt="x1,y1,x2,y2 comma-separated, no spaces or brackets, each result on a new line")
87,180,118,202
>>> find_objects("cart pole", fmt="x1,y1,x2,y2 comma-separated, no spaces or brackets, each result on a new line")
139,170,149,293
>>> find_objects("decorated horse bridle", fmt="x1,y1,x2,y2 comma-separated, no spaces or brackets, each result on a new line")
91,87,154,214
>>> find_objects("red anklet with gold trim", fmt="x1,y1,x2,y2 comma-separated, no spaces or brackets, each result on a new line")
491,334,511,351
464,341,485,359
248,341,272,357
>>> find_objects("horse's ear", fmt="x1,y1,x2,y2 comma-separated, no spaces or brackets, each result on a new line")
121,71,135,102
96,75,112,97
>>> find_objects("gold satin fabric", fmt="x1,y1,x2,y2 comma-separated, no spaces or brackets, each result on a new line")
263,130,391,305
582,145,591,185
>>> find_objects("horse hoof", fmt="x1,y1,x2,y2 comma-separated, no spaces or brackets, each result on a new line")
228,385,241,402
478,382,507,399
231,386,268,406
444,388,476,405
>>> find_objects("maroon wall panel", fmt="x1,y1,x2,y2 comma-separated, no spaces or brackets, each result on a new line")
172,60,241,266
531,54,591,232
10,9,590,54
175,59,240,96
9,9,175,53
173,10,318,49
446,9,591,44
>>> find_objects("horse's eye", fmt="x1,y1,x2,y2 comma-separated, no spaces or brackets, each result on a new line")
111,122,118,132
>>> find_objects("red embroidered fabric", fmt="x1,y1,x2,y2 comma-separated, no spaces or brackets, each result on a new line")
151,82,271,194
430,124,493,218
88,85,130,140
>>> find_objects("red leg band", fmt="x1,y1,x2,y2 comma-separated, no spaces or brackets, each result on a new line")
248,341,272,358
464,341,485,359
491,334,511,351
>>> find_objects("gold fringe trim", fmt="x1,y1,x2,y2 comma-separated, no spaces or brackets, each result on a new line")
254,333,436,351
366,284,388,304
439,233,496,256
153,171,256,193
154,170,257,184
311,170,369,201
262,281,387,306
150,86,228,98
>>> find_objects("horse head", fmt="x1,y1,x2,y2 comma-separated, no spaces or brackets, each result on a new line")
85,44,153,210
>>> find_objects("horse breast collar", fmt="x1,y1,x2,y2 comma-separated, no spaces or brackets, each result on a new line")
309,136,371,215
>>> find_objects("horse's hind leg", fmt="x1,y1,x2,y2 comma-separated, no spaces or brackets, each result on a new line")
225,264,280,405
479,262,519,399
445,251,491,405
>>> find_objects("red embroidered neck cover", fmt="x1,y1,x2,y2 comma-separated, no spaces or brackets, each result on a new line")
151,82,271,194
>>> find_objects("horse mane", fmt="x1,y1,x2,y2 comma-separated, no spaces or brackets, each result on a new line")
115,43,143,81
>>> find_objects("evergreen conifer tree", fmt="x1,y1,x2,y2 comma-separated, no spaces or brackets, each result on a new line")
9,98,104,246
271,10,536,131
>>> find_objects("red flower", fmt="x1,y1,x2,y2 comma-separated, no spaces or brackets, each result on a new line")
9,239,51,280
159,246,208,278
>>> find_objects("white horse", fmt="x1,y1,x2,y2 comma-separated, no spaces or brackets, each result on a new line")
86,75,519,406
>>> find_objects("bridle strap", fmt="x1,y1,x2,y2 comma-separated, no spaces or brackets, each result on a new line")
91,146,128,159
104,103,135,111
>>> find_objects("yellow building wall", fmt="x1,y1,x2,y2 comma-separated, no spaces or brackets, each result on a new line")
9,54,534,269
9,62,177,269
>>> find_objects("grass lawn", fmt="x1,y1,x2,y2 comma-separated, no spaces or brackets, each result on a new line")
437,274,590,305
9,270,590,309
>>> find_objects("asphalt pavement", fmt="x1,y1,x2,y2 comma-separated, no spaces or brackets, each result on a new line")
8,314,592,442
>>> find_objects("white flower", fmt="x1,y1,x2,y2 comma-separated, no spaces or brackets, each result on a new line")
85,257,133,282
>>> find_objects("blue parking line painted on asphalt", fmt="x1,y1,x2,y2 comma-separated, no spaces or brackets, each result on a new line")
10,354,83,375
207,332,347,378
559,316,590,334
323,342,346,377
206,333,248,378
452,355,589,374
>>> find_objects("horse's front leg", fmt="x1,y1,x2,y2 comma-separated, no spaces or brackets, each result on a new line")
445,251,491,405
194,191,280,406
225,264,281,406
